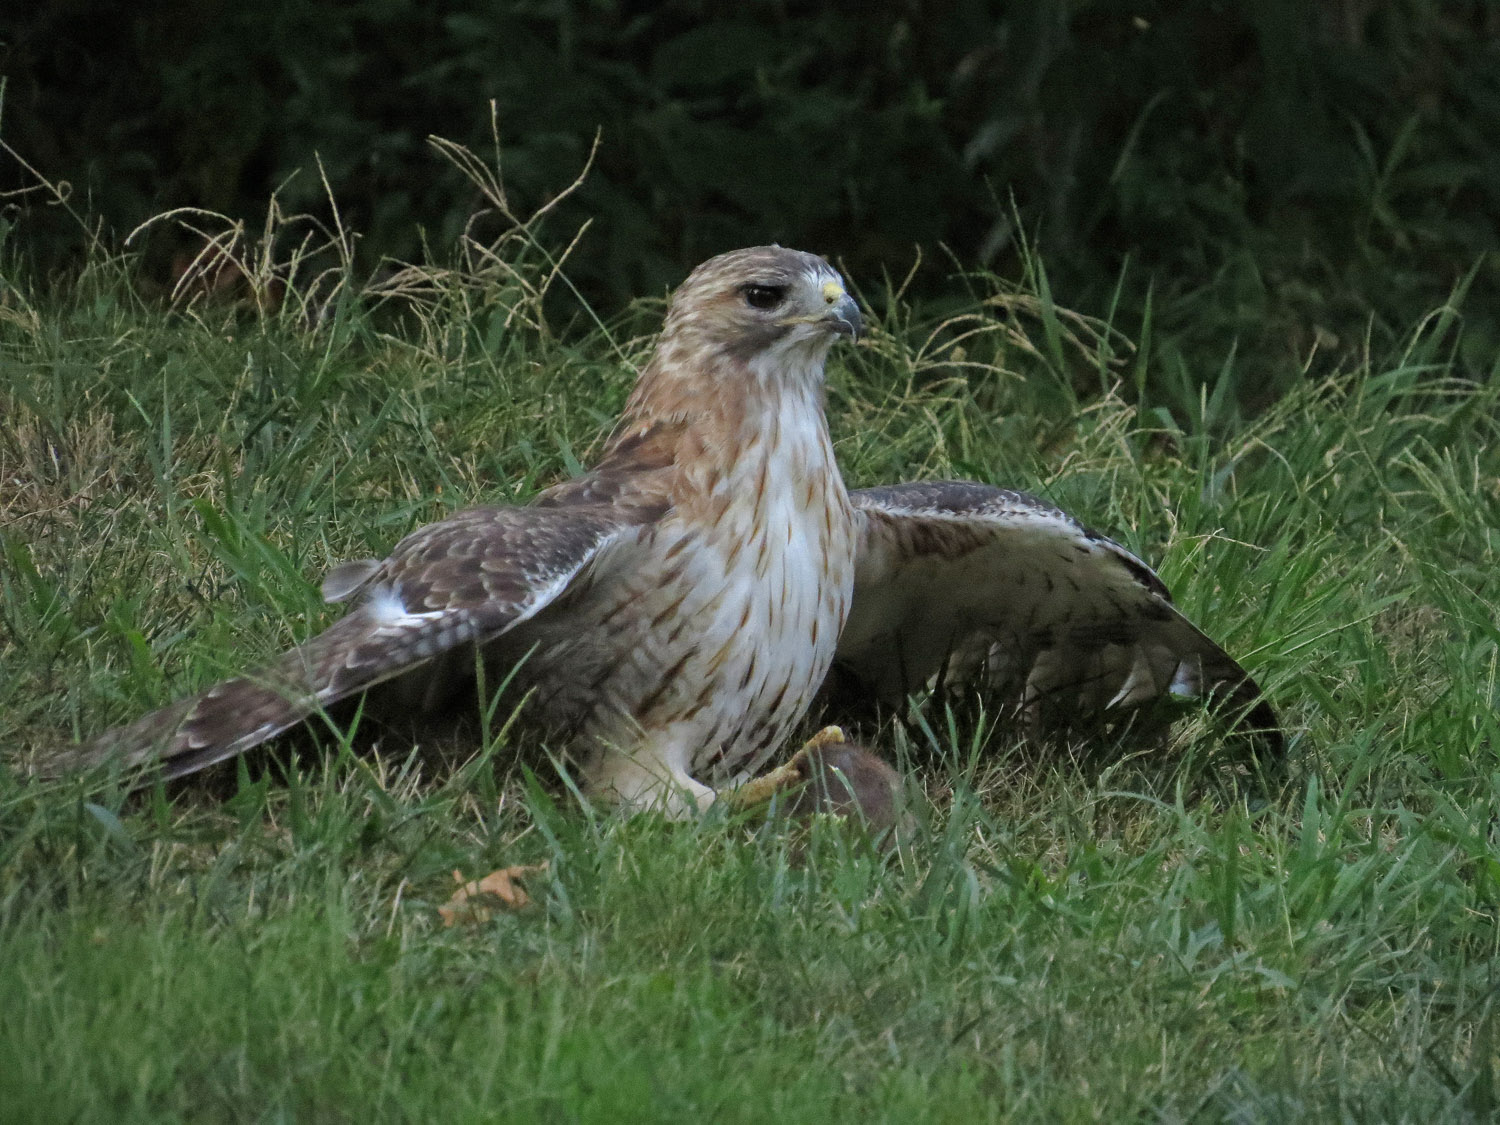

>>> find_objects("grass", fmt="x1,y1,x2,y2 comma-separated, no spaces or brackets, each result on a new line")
2,222,1499,1121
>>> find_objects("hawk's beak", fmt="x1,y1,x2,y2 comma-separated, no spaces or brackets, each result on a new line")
821,282,863,341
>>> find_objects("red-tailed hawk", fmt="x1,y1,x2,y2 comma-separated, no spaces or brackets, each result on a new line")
48,246,1278,813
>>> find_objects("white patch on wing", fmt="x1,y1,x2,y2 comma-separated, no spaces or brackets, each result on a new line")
1170,658,1204,697
363,587,469,654
366,586,410,625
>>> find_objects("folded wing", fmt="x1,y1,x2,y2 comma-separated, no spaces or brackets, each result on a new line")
834,482,1280,749
48,505,635,780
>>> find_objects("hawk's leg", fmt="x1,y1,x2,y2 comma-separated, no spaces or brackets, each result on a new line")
585,725,717,817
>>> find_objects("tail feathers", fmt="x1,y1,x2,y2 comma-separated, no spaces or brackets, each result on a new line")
43,610,440,783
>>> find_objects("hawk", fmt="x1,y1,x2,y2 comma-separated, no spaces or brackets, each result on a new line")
48,246,1278,813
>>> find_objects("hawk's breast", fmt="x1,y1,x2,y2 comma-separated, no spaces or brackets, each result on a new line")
516,385,857,783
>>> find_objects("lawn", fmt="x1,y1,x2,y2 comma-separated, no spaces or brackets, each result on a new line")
1,233,1497,1121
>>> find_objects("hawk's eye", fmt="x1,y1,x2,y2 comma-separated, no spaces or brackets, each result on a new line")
742,284,786,310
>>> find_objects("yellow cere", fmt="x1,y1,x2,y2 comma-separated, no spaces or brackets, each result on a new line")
821,280,845,305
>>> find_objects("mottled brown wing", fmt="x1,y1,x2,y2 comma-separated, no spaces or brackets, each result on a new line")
835,482,1280,749
47,505,636,781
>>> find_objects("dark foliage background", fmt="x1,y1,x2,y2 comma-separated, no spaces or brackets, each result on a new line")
4,0,1499,383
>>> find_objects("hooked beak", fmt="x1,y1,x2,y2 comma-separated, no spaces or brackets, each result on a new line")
820,281,863,341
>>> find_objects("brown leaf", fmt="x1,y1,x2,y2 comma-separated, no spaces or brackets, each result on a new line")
437,862,549,927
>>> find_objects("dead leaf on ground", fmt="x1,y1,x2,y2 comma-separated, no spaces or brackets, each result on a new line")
438,862,549,927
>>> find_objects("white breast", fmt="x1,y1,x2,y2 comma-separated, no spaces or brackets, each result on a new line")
672,383,855,780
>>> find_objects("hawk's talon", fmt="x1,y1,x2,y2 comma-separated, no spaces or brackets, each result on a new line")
725,726,908,839
724,725,849,809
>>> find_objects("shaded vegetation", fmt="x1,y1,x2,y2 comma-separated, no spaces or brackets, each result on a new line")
4,0,1499,387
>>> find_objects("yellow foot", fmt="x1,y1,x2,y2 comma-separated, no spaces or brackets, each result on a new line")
725,726,906,835
724,726,849,809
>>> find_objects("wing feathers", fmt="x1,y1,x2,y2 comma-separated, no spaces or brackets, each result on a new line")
321,558,381,603
59,610,428,779
838,482,1280,749
46,506,634,782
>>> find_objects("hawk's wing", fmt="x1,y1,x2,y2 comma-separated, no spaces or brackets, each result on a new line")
49,505,636,780
833,482,1280,749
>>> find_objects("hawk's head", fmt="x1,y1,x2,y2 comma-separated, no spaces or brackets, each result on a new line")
660,246,862,365
614,245,863,454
